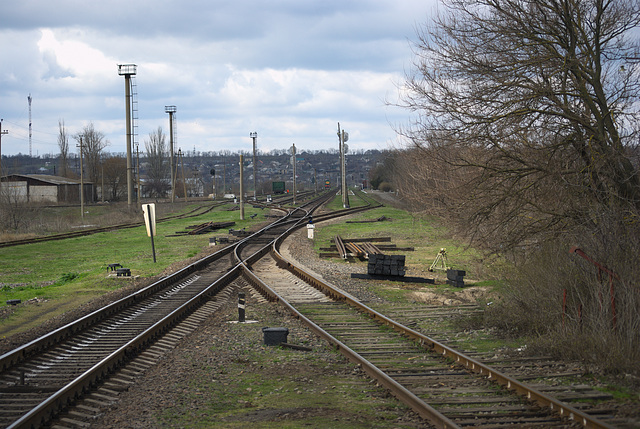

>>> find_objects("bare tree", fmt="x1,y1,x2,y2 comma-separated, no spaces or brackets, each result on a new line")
394,0,640,371
102,156,127,201
396,0,640,249
74,123,108,200
144,127,170,197
57,119,69,177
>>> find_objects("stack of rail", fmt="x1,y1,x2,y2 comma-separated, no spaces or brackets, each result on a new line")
334,236,383,259
180,221,236,235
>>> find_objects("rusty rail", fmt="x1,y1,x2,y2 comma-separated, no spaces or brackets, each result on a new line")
263,229,616,429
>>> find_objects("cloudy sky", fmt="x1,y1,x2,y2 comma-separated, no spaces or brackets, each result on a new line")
1,0,437,157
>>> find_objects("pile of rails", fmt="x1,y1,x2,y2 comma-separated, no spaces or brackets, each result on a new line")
321,236,414,260
176,221,236,235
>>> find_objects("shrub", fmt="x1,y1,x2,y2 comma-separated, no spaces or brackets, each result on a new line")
486,212,640,375
378,182,394,192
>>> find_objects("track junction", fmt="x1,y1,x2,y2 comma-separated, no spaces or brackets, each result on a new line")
0,191,633,428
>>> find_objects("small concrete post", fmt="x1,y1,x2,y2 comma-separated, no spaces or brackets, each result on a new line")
238,292,245,323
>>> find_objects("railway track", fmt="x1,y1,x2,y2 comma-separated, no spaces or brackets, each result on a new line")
237,227,625,428
2,189,629,428
0,190,347,428
0,191,305,249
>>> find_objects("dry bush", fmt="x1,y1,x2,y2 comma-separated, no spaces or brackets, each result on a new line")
378,182,394,192
486,212,640,375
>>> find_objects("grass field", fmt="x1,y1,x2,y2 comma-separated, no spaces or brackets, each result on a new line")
0,190,501,338
0,201,270,337
316,190,503,287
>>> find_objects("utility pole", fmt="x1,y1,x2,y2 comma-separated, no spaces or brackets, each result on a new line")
291,144,297,205
222,154,226,196
239,154,245,220
77,137,84,220
118,64,137,207
0,119,8,193
250,132,257,200
165,106,177,203
179,149,187,202
101,162,104,203
337,122,349,208
28,94,32,158
136,144,141,205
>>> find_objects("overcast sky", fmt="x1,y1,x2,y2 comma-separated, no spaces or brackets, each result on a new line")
0,0,437,158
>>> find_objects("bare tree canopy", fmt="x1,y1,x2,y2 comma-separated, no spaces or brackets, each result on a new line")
102,156,127,201
397,0,640,249
144,126,170,197
57,119,69,177
74,123,108,199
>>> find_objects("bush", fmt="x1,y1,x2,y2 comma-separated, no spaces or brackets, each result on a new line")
486,213,640,375
378,182,394,192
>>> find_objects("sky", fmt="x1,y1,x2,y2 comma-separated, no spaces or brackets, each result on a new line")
0,0,438,158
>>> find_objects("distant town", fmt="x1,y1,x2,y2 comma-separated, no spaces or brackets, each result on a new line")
0,149,386,203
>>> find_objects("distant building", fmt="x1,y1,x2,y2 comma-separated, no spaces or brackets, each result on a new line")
0,174,94,204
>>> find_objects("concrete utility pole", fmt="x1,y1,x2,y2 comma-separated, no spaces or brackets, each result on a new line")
179,149,187,202
239,154,245,220
0,119,7,192
291,144,297,205
165,106,177,203
337,122,349,208
250,132,257,200
28,94,32,158
77,137,84,220
118,64,137,206
136,144,141,205
222,155,226,196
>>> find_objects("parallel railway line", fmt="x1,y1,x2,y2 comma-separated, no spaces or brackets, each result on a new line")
0,190,631,428
239,225,624,428
0,192,305,249
0,191,338,428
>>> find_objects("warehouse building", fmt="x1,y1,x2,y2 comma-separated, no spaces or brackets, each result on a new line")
0,174,94,204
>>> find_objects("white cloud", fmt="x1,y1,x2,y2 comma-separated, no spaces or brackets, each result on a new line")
0,0,438,157
37,29,116,85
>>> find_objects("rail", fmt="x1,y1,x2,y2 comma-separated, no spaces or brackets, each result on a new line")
259,220,616,429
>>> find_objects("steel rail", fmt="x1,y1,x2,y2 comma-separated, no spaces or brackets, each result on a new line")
7,263,242,429
0,191,338,428
0,202,221,248
0,241,236,371
0,192,330,369
1,190,366,428
263,224,617,429
240,265,461,429
0,190,305,249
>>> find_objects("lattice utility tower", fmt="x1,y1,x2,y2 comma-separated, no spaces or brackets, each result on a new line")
28,94,32,157
118,64,137,206
165,105,177,203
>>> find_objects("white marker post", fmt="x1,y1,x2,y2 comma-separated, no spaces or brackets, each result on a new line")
238,292,246,323
142,203,157,263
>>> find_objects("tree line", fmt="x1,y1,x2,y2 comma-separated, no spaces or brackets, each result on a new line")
374,0,640,373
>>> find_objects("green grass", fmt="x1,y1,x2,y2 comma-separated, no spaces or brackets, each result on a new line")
0,202,268,337
314,192,499,286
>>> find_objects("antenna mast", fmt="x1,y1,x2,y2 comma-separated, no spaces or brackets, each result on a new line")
28,94,32,157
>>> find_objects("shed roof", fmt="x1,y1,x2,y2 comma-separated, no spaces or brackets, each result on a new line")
1,174,90,185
